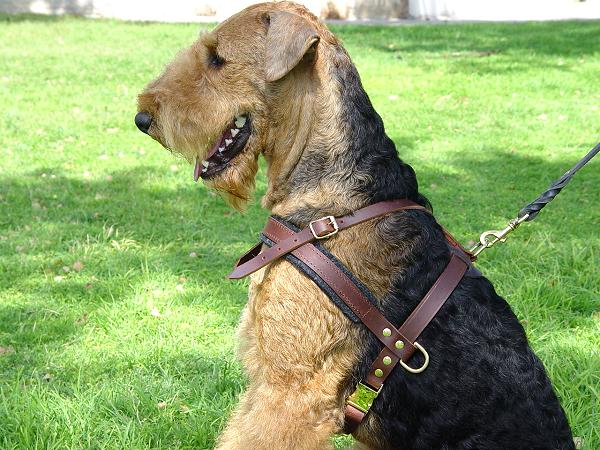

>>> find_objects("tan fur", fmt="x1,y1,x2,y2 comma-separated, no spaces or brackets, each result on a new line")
217,261,361,449
137,2,396,448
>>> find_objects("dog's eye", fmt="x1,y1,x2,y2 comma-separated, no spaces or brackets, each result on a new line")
208,49,225,68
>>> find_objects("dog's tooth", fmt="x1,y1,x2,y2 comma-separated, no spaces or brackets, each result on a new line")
234,116,246,128
230,129,239,137
202,160,209,168
225,139,233,146
218,146,225,153
202,167,207,173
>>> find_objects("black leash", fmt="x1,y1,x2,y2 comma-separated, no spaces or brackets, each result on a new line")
518,142,600,221
471,142,600,257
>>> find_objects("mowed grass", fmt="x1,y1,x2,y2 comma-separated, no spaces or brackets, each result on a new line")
0,13,598,449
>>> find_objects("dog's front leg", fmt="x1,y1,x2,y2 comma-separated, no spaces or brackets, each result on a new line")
216,265,361,450
215,382,342,450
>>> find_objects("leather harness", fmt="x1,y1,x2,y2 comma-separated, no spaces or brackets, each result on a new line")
228,199,478,434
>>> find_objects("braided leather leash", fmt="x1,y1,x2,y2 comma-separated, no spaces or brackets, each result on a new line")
471,142,599,256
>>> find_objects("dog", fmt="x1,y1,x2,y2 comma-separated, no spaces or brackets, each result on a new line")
135,2,575,449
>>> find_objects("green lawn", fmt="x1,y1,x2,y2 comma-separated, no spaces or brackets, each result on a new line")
0,14,599,450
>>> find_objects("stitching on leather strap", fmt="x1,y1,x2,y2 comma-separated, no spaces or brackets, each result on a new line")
262,229,414,360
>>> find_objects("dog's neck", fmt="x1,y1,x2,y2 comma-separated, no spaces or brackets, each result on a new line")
262,44,424,225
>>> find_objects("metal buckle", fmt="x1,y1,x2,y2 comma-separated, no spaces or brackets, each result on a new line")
309,215,339,239
347,382,382,414
399,342,429,374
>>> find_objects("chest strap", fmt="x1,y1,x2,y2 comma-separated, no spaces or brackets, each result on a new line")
228,200,473,434
343,253,467,433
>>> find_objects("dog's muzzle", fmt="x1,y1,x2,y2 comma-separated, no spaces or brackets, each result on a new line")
135,112,152,134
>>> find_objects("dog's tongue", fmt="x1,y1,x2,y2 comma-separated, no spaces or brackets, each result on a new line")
193,158,201,182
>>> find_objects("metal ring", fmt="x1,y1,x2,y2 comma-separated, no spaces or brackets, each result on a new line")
399,342,429,374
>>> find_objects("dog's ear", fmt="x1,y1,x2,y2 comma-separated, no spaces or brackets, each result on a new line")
264,11,320,82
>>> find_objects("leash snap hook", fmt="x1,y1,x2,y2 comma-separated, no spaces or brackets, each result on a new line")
399,342,429,374
471,214,529,257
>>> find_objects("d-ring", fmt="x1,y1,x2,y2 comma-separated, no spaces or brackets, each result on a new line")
399,342,429,374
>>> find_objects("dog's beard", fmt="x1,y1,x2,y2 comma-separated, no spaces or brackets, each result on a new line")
156,106,261,210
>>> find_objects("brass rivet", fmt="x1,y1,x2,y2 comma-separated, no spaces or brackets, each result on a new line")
374,368,384,377
395,340,404,349
382,356,392,366
382,328,392,337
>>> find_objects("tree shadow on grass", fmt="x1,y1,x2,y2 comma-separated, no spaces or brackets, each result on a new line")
418,147,599,256
335,21,600,58
0,164,266,256
1,147,597,298
0,165,266,377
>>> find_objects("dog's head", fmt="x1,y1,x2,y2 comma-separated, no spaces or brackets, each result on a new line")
136,2,333,209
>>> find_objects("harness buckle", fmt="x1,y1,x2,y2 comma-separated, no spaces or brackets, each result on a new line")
347,382,382,414
309,215,339,239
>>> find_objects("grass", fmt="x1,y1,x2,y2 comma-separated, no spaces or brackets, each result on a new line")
0,13,598,450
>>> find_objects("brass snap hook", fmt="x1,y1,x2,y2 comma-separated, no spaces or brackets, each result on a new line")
470,213,529,257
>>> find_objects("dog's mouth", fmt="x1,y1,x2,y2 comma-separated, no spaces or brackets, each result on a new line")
194,114,251,181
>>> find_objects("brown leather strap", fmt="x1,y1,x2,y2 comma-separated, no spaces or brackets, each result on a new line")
398,254,468,342
262,219,418,360
344,401,367,431
234,242,263,267
343,254,468,433
442,227,477,262
228,199,427,279
260,215,468,434
227,199,471,435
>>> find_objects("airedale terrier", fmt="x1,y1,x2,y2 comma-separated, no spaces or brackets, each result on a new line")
135,2,575,449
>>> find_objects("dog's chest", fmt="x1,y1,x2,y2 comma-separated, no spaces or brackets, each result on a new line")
239,261,360,383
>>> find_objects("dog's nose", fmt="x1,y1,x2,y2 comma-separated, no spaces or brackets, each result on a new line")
135,112,152,134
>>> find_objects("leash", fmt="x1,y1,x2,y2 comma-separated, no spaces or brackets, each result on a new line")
471,142,600,257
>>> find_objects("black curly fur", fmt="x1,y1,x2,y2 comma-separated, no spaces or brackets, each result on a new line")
281,47,574,450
